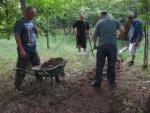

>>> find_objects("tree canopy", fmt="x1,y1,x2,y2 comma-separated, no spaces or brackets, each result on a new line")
0,0,149,39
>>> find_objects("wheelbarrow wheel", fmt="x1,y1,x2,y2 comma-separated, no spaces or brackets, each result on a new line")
55,75,60,83
35,73,43,82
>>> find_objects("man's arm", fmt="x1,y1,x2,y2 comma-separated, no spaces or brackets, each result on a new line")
135,22,143,47
115,20,125,39
92,22,100,48
119,25,125,33
86,22,90,37
35,26,40,33
118,25,125,39
15,34,26,58
14,21,26,57
73,21,77,35
93,37,97,49
135,34,142,47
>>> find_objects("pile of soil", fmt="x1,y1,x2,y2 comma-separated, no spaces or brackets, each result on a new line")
40,58,64,69
0,60,124,113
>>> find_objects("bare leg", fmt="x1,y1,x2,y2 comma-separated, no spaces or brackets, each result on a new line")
128,54,135,66
132,55,135,62
78,46,81,52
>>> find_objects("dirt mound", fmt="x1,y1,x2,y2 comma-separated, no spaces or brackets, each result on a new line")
0,61,124,113
41,58,64,69
0,70,116,113
57,69,116,113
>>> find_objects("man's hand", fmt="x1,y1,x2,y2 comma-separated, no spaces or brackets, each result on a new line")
135,35,142,47
35,26,40,32
15,33,27,58
74,32,77,36
135,42,140,47
93,37,98,50
73,28,77,36
20,48,27,58
86,30,90,38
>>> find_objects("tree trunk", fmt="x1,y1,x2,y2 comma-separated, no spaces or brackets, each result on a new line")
46,31,50,49
3,1,9,23
19,0,27,14
143,8,149,69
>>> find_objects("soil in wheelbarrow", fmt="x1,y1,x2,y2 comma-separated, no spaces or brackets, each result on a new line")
40,57,64,69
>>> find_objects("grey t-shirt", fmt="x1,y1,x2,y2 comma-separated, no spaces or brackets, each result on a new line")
92,17,121,45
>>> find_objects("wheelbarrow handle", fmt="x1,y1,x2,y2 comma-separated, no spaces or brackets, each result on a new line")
13,68,35,76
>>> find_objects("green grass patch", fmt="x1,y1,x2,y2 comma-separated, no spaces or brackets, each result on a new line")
0,32,149,75
0,33,96,75
120,40,150,66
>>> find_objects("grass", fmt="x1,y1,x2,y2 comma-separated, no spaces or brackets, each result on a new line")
120,40,150,66
0,32,149,76
0,32,150,113
114,64,150,113
0,33,96,75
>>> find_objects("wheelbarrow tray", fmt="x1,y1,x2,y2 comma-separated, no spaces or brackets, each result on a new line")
33,60,67,77
15,60,67,78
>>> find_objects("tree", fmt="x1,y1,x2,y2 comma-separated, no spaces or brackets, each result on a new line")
19,0,27,14
0,0,20,39
134,0,150,68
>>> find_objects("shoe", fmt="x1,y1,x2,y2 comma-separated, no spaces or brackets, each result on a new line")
128,61,134,66
32,65,40,70
15,87,23,94
91,81,101,88
82,51,87,55
79,51,87,55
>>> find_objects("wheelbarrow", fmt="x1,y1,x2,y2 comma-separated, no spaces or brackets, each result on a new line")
15,59,67,84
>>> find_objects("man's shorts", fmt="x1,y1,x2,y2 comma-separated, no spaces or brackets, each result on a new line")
76,36,87,49
129,43,137,55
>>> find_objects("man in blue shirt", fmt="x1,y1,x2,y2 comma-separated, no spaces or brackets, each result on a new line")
92,11,124,88
127,16,143,66
13,7,40,93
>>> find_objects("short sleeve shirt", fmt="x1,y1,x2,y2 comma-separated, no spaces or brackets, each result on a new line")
13,17,37,53
73,20,89,37
128,19,143,43
92,17,121,45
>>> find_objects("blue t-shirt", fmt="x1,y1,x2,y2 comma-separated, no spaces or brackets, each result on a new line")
128,19,143,43
92,16,121,46
13,17,37,53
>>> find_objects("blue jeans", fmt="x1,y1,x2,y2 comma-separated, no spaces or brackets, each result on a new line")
95,44,117,85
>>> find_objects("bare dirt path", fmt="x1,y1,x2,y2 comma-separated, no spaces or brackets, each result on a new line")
57,72,116,113
0,61,123,113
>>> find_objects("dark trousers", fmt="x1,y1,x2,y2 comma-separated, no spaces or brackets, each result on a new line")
15,52,40,88
95,44,117,85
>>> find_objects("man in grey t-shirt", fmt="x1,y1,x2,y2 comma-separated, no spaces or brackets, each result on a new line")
92,11,124,88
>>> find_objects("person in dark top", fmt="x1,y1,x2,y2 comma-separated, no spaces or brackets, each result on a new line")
73,15,89,53
92,11,124,88
13,6,40,93
127,16,143,66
